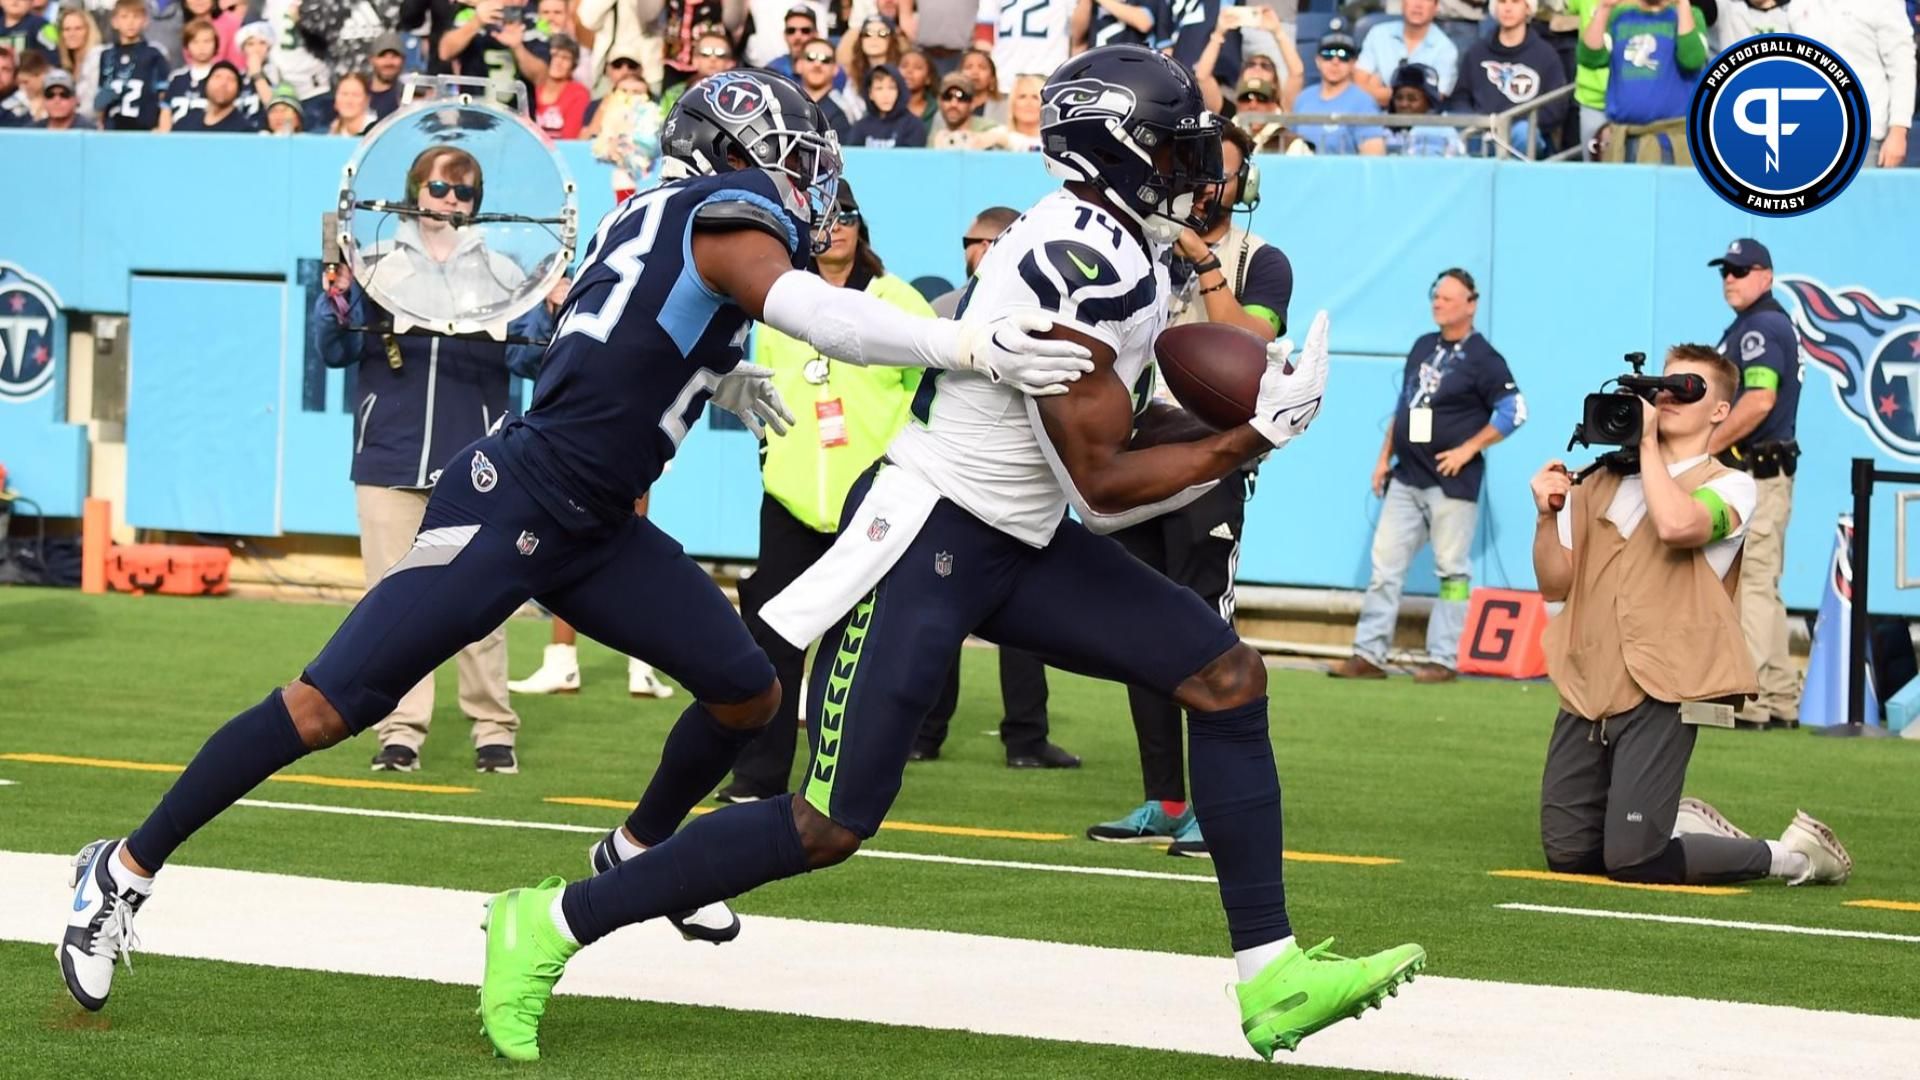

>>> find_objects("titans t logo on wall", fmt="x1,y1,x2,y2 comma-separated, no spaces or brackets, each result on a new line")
0,263,62,405
1779,276,1920,458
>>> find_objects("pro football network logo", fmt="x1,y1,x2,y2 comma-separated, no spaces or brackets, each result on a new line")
1688,34,1869,217
1778,276,1920,458
0,262,62,404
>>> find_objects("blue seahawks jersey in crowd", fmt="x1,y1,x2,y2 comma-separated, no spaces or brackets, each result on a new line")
495,169,811,532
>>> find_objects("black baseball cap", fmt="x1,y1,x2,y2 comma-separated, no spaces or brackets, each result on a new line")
1390,62,1440,106
1708,238,1772,271
1318,18,1358,54
785,5,817,25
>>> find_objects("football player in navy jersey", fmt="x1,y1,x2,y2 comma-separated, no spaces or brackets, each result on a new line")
57,70,1093,1020
477,47,1423,1064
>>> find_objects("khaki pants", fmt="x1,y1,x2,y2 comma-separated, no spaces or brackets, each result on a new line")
1738,474,1800,720
355,485,518,751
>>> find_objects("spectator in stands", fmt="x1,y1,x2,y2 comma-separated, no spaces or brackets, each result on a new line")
838,13,904,118
971,68,1041,148
578,0,666,94
213,0,246,65
328,70,374,133
1,0,58,62
262,80,304,131
896,45,933,120
846,61,924,144
745,0,815,69
1356,0,1460,106
56,5,104,108
1163,0,1241,89
1580,0,1704,163
314,145,548,774
367,30,406,116
717,179,940,802
1436,0,1490,51
262,0,333,130
97,0,173,130
1331,268,1524,683
36,65,91,125
0,46,25,125
165,16,218,125
13,47,48,119
1233,74,1305,153
582,50,659,197
401,0,463,76
658,28,732,111
1384,61,1465,155
912,0,971,74
178,0,225,60
794,36,851,138
235,21,277,114
1293,20,1387,155
443,0,551,108
537,0,594,81
535,33,590,136
925,67,990,144
983,0,1075,103
1710,0,1789,53
172,57,252,128
763,4,817,78
1448,0,1567,157
1084,0,1154,49
1794,0,1912,167
1565,0,1612,157
959,44,1005,122
1087,120,1286,852
659,0,745,93
1196,5,1300,114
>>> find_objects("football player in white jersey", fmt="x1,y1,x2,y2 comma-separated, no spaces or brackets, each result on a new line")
480,46,1424,1062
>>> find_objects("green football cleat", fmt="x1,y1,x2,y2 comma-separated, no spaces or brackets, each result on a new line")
1236,938,1426,1060
479,876,580,1062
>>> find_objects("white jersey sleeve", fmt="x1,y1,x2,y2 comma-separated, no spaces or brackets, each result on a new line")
885,190,1170,546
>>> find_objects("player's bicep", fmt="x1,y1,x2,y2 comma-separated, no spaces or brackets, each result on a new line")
691,225,799,319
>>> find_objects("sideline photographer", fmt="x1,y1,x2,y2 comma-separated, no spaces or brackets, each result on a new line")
1705,239,1802,729
1529,345,1849,888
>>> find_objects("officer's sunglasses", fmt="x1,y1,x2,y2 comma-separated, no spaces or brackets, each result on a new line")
426,180,478,202
1720,264,1754,279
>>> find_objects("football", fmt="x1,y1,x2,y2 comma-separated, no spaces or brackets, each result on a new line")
1151,322,1270,431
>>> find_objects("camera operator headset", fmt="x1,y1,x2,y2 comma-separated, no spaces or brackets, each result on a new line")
1092,122,1294,856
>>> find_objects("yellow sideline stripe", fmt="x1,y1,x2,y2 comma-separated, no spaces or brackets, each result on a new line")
1845,899,1920,913
1489,869,1748,896
0,752,477,795
547,796,1403,862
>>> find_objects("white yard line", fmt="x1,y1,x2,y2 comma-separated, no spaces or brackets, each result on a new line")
6,852,1919,1079
1499,902,1920,945
0,779,16,786
232,798,1222,885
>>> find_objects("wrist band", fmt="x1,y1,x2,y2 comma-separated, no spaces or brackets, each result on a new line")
1191,255,1222,275
1199,280,1230,296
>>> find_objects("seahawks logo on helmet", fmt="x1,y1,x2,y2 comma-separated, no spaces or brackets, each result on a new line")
1043,79,1137,125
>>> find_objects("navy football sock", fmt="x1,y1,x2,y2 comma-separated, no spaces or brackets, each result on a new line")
625,702,762,846
125,688,310,871
564,793,810,946
1187,696,1293,951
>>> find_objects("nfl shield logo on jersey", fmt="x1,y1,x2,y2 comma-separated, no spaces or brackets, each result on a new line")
934,551,953,577
516,530,540,556
471,450,498,493
866,517,890,542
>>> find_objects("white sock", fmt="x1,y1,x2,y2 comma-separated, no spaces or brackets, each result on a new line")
1766,839,1809,880
1234,935,1296,982
549,891,580,946
108,842,154,893
611,828,646,861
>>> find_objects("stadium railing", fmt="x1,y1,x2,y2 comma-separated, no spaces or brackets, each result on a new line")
1238,83,1579,161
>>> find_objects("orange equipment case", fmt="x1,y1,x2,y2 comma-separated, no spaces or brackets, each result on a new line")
105,544,232,597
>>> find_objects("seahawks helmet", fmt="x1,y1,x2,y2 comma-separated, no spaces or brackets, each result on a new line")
1040,45,1225,245
661,70,843,251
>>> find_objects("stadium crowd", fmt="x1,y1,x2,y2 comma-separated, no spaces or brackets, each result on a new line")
0,0,1912,160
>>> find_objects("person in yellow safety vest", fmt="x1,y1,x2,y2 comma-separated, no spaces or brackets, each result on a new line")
715,179,934,802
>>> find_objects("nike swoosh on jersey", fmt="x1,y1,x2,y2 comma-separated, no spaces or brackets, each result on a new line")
1067,251,1101,280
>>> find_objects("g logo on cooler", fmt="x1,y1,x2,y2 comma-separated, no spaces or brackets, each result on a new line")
1688,34,1868,218
0,263,62,404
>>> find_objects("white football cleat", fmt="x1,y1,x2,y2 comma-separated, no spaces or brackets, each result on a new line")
629,658,675,699
1779,810,1852,886
509,643,580,695
58,838,150,1011
586,829,739,943
1674,796,1750,840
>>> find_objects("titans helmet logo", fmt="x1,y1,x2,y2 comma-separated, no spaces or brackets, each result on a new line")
1779,276,1920,459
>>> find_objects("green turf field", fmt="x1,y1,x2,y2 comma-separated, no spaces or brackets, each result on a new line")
2,590,1917,1077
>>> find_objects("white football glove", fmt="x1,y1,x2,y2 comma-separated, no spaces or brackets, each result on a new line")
957,312,1096,397
710,361,794,439
1250,309,1330,449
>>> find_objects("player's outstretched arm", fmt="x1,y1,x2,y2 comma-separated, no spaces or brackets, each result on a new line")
692,226,1094,395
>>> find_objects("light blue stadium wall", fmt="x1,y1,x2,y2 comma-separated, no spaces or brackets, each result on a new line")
2,130,1917,611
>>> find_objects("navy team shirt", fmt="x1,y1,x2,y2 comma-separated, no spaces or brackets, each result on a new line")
98,41,173,130
449,6,551,110
1717,293,1800,446
1390,331,1524,502
496,169,811,533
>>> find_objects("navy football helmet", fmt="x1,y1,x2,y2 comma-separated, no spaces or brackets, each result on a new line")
661,70,843,250
1040,45,1225,245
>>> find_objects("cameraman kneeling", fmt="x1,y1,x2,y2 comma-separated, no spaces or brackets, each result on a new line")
1529,345,1850,888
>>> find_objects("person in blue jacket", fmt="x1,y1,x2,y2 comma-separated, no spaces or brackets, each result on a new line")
844,63,924,147
313,144,553,776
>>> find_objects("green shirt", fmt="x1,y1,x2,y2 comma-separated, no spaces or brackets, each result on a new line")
1568,0,1610,111
757,271,932,532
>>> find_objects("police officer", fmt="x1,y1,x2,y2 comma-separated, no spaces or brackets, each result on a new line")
1085,122,1292,857
1706,238,1803,730
314,145,554,774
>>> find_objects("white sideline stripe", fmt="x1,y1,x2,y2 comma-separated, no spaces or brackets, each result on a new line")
1500,902,1920,945
6,853,1919,1079
0,779,16,786
231,798,1222,885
